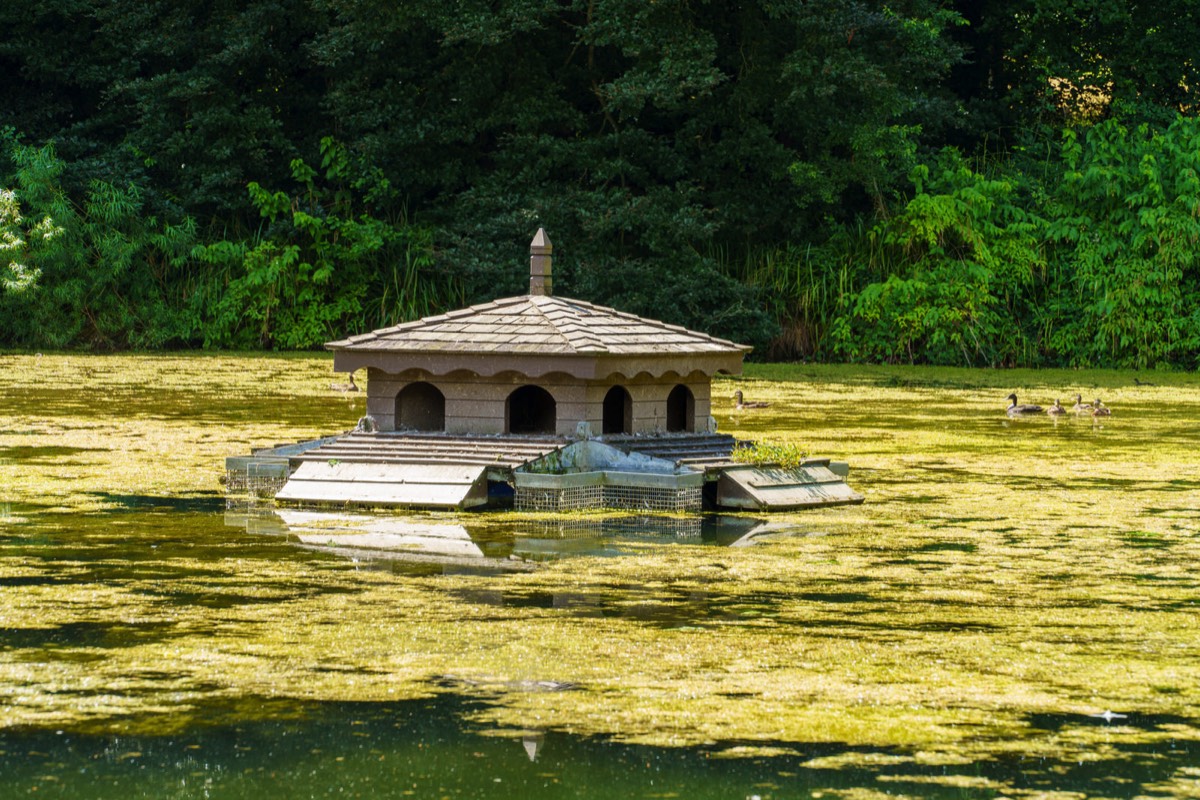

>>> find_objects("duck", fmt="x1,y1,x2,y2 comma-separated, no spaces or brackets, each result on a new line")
330,372,359,392
1006,393,1043,416
1071,394,1092,414
1046,399,1066,416
1091,399,1112,417
733,390,770,410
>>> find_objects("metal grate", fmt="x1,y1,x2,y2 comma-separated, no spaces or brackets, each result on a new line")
224,470,288,509
514,483,701,513
515,485,603,512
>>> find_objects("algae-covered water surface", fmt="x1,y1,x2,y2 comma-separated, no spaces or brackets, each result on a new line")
1,353,1198,799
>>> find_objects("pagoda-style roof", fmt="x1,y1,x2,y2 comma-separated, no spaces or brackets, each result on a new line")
326,294,750,357
327,229,749,380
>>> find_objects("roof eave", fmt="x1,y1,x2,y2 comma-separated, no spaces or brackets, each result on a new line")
332,349,745,380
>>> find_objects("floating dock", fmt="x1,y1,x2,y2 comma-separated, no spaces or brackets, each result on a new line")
226,430,863,512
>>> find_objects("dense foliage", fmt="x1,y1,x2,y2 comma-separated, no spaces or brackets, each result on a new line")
1,0,1197,365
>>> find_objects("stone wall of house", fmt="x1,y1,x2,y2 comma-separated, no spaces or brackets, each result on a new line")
365,368,712,436
583,374,712,434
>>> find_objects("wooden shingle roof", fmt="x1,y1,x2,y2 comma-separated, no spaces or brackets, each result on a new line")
326,295,750,356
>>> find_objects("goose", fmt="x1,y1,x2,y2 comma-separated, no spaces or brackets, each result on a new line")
1046,399,1066,416
1006,393,1043,416
1091,399,1112,417
1133,376,1156,387
1071,394,1092,414
330,372,359,392
733,390,770,410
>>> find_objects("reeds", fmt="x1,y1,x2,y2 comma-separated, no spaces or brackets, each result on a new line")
710,222,907,361
369,235,465,330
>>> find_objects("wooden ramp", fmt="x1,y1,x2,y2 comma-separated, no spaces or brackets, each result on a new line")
716,461,864,511
274,432,568,509
600,433,741,471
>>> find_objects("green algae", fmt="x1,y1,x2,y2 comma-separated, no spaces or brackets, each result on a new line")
2,354,1200,796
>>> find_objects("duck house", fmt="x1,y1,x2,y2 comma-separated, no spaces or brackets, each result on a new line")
228,231,863,512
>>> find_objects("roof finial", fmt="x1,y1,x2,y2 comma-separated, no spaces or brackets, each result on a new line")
529,228,552,296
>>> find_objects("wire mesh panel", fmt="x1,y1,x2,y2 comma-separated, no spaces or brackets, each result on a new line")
514,485,604,512
224,469,288,509
514,482,701,512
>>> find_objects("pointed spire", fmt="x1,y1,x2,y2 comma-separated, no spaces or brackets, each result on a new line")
529,228,552,296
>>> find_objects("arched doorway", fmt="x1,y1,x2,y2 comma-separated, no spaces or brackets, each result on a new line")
395,382,445,431
507,385,556,434
666,384,694,433
602,386,632,435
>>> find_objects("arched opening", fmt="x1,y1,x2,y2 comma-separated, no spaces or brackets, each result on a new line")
666,384,694,433
507,385,556,434
395,382,445,432
602,386,632,435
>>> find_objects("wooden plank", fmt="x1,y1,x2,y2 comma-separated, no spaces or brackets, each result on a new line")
276,461,491,508
744,465,843,488
291,434,570,473
326,448,554,460
350,438,564,450
279,481,486,507
293,454,506,466
321,441,562,456
715,465,864,510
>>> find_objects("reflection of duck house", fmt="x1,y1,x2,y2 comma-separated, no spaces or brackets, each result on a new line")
224,509,784,574
230,231,862,512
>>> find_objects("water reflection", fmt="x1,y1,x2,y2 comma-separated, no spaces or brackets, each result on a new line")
0,694,1195,800
226,510,783,573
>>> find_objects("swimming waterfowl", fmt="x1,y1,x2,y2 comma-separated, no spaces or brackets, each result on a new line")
1071,394,1091,414
1006,393,1043,416
1046,399,1066,416
1091,399,1112,417
330,372,359,392
733,390,770,410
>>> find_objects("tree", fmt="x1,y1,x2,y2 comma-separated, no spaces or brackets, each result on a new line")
308,0,963,349
0,136,195,348
831,150,1046,365
92,0,330,217
947,0,1200,146
190,138,444,349
1045,117,1200,367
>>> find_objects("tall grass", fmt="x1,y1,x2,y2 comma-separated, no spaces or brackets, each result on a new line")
710,221,911,361
371,238,466,330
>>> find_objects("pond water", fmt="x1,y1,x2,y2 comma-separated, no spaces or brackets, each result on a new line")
1,354,1198,798
2,694,1196,799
